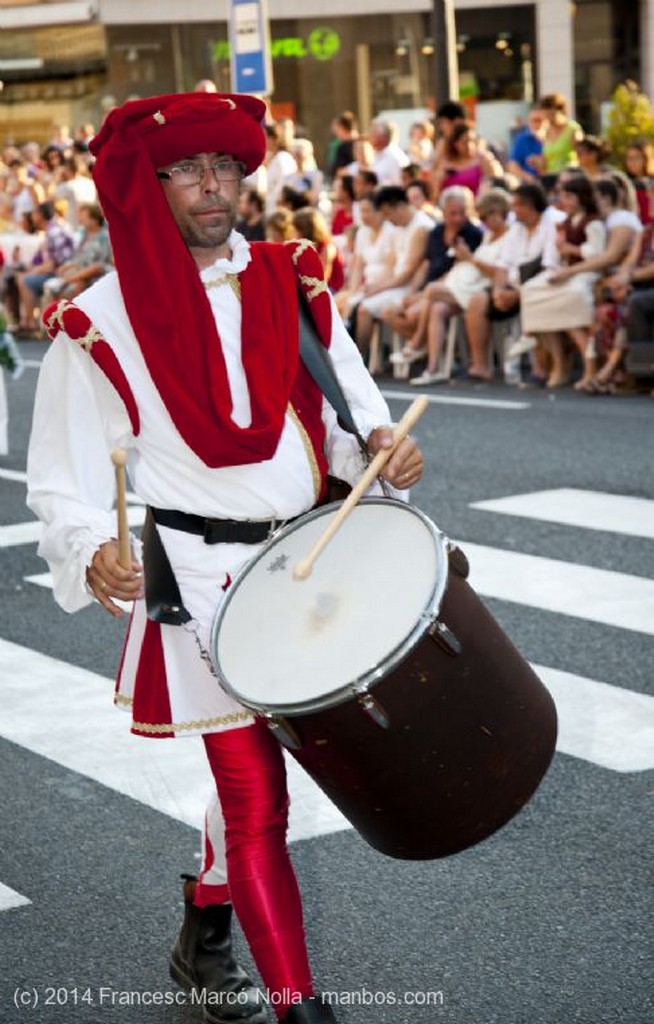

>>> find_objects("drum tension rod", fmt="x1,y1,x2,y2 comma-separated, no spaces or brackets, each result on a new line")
266,715,302,750
429,620,462,656
358,694,390,729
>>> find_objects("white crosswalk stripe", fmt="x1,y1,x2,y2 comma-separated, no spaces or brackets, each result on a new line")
0,882,31,912
1,481,653,914
470,488,654,540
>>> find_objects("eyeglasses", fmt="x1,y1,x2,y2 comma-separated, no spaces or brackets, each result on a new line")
156,159,246,187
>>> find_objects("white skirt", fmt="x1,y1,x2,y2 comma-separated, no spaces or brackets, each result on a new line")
115,526,261,739
520,270,598,333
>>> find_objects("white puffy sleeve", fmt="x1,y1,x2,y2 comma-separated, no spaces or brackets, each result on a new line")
26,334,134,612
321,294,406,499
580,219,607,260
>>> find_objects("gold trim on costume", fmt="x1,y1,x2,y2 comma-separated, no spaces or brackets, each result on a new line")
153,111,166,126
286,237,315,264
298,273,328,302
288,403,321,502
114,693,252,732
131,711,253,734
203,274,241,301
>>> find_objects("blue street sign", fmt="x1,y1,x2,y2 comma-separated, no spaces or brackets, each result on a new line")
229,0,273,96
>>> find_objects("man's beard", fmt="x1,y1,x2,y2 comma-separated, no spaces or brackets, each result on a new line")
183,201,237,249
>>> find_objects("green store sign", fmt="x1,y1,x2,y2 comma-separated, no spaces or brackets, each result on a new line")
213,28,341,63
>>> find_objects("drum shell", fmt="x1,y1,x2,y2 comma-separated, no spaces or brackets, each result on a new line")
270,563,557,860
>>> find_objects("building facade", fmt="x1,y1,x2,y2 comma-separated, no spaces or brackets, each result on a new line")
0,0,651,151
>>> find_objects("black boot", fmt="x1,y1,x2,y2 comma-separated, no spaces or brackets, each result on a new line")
169,876,268,1023
282,996,339,1023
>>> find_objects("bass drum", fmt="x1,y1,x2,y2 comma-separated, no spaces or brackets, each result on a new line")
211,499,557,860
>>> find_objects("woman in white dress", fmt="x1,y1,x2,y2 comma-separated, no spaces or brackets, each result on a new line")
520,174,606,387
334,193,396,322
544,176,642,389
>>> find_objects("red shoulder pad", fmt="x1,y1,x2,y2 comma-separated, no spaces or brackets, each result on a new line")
41,300,140,436
284,238,332,347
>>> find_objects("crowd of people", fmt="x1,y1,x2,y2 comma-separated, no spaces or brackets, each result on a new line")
1,91,653,397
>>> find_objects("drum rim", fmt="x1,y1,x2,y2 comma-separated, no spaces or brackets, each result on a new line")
210,498,449,716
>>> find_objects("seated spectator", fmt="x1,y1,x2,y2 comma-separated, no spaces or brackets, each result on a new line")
354,185,433,355
519,175,606,388
407,120,435,170
264,124,297,214
236,188,266,242
279,185,308,212
575,135,611,182
331,175,355,238
14,201,75,332
42,203,112,300
405,189,510,385
385,185,483,360
464,183,560,384
6,159,45,222
53,155,97,229
333,192,397,325
286,139,324,206
546,176,643,391
507,105,547,184
432,121,501,200
406,179,441,222
401,163,422,189
367,120,410,186
292,206,344,293
429,100,466,183
328,111,359,179
265,208,295,243
585,223,654,392
624,141,654,225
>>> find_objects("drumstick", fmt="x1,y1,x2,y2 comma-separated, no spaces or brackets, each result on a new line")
111,447,132,569
293,395,429,581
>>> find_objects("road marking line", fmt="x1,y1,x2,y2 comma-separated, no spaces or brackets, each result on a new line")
1,507,145,549
457,540,654,636
0,635,651,867
470,488,654,540
0,882,31,912
0,638,349,841
26,533,654,636
0,468,27,483
381,388,529,410
21,359,43,369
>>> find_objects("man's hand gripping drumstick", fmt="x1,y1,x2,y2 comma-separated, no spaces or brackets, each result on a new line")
85,448,144,618
293,396,428,581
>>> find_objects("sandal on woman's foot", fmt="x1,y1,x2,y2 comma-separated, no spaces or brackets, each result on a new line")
389,346,426,365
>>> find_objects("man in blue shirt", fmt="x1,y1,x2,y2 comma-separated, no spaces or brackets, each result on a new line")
508,106,547,184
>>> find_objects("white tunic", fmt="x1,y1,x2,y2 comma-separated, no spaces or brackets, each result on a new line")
27,232,397,736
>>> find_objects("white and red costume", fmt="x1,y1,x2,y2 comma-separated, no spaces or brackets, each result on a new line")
27,92,402,1022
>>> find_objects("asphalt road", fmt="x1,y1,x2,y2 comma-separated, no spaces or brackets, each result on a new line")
1,342,652,1024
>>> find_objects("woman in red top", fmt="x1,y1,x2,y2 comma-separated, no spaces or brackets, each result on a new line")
330,174,355,237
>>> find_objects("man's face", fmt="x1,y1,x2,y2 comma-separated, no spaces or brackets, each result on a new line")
512,196,537,225
383,202,408,227
158,151,240,253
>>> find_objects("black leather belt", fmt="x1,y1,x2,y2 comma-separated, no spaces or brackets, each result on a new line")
151,507,281,545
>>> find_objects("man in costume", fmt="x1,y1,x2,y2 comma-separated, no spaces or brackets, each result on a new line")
27,92,423,1024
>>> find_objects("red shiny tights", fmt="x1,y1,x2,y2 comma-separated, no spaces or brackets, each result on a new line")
203,722,313,1018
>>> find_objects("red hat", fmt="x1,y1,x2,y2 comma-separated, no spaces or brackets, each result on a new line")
86,92,291,469
90,91,267,174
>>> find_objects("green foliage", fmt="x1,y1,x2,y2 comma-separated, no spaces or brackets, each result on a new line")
605,81,654,167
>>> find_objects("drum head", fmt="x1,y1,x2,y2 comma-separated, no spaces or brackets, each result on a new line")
212,499,448,714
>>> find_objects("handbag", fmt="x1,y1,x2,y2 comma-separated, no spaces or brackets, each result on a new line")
518,256,543,284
